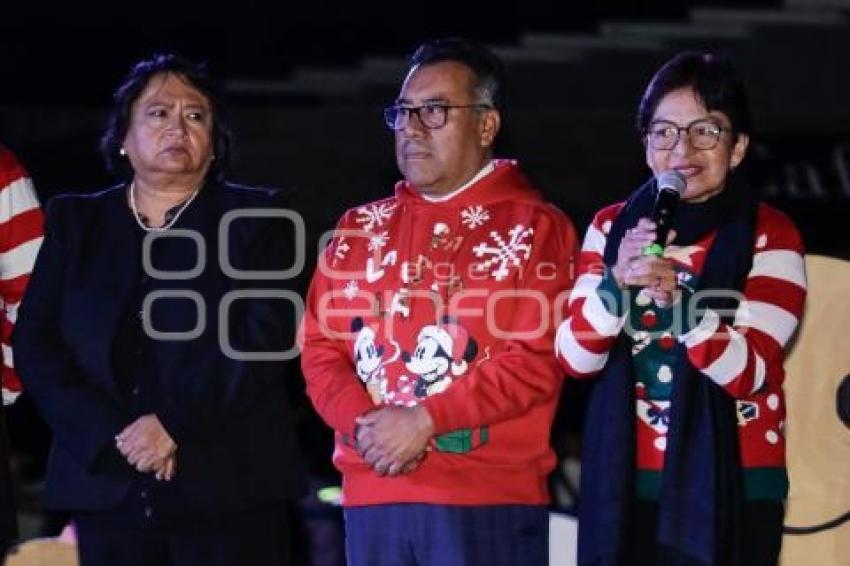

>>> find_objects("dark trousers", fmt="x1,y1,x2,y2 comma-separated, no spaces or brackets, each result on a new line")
344,503,549,566
0,410,18,558
628,499,785,566
74,499,292,566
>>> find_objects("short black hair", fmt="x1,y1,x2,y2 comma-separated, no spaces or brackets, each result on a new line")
637,51,752,137
100,53,231,180
409,37,504,108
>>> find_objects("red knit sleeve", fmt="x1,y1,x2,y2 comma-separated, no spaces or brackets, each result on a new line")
554,203,627,379
0,146,44,405
300,211,376,435
681,204,806,398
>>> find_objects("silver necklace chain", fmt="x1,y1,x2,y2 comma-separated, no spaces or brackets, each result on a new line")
129,181,200,232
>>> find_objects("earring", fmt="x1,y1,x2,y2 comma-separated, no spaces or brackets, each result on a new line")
119,147,127,156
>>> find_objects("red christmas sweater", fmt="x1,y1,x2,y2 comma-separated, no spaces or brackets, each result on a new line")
301,160,578,506
0,145,44,405
555,201,806,499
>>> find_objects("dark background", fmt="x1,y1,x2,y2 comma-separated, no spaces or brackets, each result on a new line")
2,0,848,546
2,0,847,250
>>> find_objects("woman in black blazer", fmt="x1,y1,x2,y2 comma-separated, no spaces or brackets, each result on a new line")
13,53,305,566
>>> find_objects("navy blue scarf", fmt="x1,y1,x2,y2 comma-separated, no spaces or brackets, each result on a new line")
577,174,757,566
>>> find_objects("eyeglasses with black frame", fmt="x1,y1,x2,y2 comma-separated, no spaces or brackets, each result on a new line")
646,119,730,150
383,102,494,131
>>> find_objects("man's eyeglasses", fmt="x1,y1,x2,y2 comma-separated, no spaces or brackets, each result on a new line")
383,102,494,131
646,119,730,150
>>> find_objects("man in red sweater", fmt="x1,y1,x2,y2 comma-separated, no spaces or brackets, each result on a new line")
300,38,578,565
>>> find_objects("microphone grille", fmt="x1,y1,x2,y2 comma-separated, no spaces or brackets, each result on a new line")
657,170,687,194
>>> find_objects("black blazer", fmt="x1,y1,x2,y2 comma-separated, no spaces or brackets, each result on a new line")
13,181,305,516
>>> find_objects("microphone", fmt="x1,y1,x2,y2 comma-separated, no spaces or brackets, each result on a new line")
643,170,686,257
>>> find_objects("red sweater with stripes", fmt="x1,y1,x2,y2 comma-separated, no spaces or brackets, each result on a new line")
301,161,578,506
0,145,43,405
555,201,806,499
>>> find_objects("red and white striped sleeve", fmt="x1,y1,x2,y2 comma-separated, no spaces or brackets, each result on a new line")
0,146,44,405
555,203,628,378
680,204,806,398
